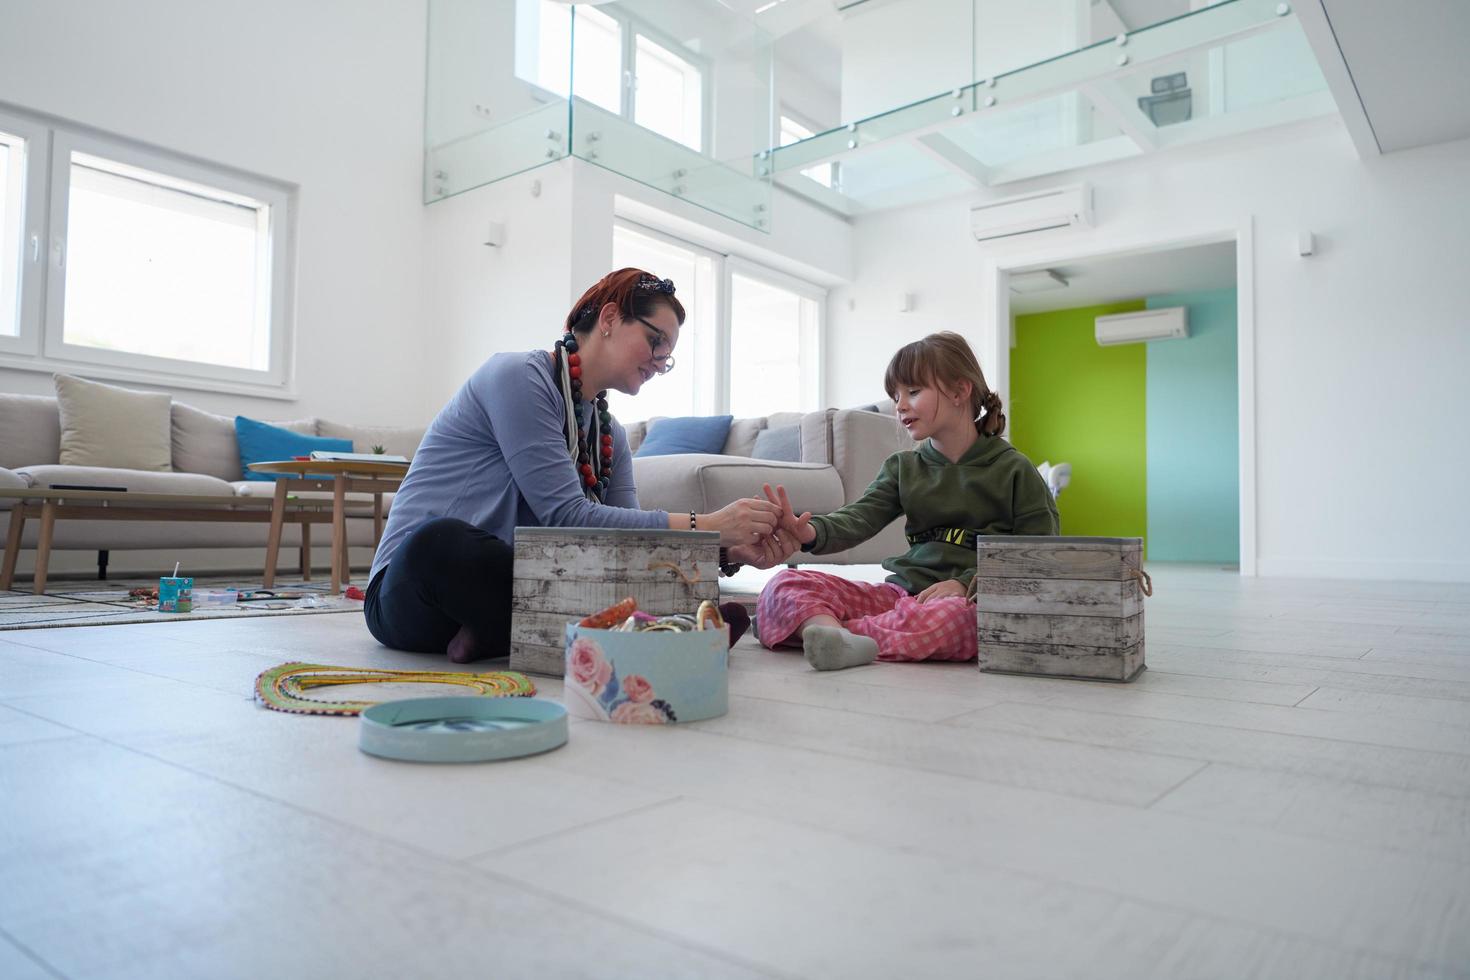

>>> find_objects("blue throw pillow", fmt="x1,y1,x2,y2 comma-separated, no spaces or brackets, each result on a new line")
751,423,801,462
633,415,734,458
235,416,353,481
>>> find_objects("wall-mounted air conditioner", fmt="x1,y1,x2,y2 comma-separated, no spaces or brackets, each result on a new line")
1095,306,1189,346
970,184,1093,243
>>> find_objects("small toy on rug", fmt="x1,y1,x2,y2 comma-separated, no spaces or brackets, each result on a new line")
255,662,536,716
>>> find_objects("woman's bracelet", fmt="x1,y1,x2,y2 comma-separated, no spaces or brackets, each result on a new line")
689,510,697,531
718,547,743,578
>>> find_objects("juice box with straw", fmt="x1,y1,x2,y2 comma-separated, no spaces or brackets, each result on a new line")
159,562,193,613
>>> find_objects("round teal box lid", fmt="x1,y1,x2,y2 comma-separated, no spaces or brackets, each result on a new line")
359,696,568,763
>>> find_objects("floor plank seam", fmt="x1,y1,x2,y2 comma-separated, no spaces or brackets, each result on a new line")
938,702,1470,800
466,795,687,861
950,694,1470,758
1141,759,1213,809
694,707,1219,809
0,920,68,979
1291,686,1322,707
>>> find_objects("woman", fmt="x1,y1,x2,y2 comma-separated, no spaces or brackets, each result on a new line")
365,268,786,662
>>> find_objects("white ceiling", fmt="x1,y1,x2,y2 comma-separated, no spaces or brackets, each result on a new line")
1319,0,1470,153
1009,240,1236,315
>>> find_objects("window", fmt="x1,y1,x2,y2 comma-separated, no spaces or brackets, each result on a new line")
60,153,271,372
612,221,824,423
728,266,822,418
0,107,293,393
526,2,621,113
517,1,708,152
779,113,837,189
0,125,26,339
611,222,716,421
634,34,703,151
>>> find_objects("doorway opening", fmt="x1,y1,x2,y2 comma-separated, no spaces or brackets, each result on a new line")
988,228,1255,575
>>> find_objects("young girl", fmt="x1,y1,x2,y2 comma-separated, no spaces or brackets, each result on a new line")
757,331,1059,670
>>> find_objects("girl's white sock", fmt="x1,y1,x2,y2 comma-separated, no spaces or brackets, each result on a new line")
803,626,878,671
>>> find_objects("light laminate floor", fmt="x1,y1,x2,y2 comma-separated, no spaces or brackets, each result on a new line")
1,565,1468,979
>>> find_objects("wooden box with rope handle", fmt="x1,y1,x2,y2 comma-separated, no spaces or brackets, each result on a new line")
509,527,720,675
970,536,1150,682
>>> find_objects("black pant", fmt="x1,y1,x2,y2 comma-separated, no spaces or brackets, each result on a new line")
364,517,514,656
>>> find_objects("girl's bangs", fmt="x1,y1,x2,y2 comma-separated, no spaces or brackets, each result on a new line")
884,344,945,398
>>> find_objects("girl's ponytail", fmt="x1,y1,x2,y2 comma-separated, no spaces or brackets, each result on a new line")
977,389,1006,437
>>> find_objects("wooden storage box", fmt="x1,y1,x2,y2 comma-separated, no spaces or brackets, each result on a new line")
509,527,720,676
973,536,1147,682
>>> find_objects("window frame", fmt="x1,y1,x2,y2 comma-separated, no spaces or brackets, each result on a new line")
726,254,827,415
517,2,712,155
0,108,50,359
0,105,296,398
627,21,712,154
613,217,827,419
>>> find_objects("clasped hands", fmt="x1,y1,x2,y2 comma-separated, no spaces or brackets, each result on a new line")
718,483,813,571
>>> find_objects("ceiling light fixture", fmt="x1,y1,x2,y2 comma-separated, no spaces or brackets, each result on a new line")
1008,269,1070,293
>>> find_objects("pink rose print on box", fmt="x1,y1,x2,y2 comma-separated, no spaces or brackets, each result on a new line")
568,638,612,695
564,635,677,724
621,674,655,704
611,701,669,725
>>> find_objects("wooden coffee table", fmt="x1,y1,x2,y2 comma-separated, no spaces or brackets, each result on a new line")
0,488,368,596
246,459,409,595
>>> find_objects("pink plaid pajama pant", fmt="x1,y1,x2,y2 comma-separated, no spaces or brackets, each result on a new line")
756,568,978,662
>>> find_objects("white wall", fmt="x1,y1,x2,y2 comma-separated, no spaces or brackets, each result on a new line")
829,119,1470,581
422,162,579,404
0,0,432,427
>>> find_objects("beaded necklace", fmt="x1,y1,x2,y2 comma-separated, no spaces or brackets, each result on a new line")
553,330,613,502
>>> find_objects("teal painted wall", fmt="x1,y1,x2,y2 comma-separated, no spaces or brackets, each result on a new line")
1145,289,1239,563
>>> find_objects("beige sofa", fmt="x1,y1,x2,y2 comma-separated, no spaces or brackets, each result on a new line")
0,392,424,578
626,402,911,564
0,387,910,579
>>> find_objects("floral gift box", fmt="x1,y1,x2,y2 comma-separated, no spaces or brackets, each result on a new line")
562,623,728,724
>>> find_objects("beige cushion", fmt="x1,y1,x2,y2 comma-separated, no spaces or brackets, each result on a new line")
316,420,425,458
172,403,242,480
17,465,237,497
624,420,648,453
630,453,844,515
0,393,62,469
0,466,30,511
54,374,172,471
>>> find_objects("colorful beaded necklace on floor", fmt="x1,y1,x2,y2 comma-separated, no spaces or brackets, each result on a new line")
554,329,612,502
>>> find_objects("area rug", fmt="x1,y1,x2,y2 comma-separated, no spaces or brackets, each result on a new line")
0,575,363,630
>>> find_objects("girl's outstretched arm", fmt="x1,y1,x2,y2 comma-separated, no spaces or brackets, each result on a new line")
801,455,905,555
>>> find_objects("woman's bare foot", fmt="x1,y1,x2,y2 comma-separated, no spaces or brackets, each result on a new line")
446,624,487,663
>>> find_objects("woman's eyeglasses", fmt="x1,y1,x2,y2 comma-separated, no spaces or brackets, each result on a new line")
633,314,676,375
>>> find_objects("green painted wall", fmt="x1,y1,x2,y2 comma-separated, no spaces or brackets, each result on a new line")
1010,300,1149,548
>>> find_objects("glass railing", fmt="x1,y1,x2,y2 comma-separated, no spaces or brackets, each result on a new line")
425,0,1332,222
769,0,1330,213
425,0,774,230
